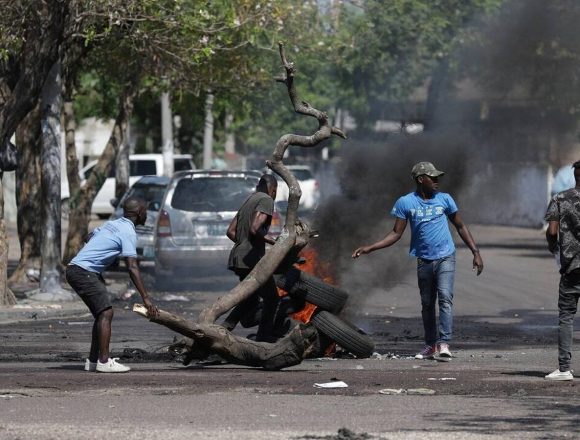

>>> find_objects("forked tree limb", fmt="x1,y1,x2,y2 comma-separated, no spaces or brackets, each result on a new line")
135,43,346,370
134,304,322,370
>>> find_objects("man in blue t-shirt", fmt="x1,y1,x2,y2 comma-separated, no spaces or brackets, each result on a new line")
66,198,158,373
353,162,484,360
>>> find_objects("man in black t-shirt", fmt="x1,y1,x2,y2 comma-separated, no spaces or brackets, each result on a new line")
223,174,280,342
544,160,580,381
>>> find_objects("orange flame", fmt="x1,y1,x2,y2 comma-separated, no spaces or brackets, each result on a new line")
277,246,336,324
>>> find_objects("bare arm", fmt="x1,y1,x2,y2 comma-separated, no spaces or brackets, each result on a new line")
449,212,483,275
352,217,407,258
250,211,276,245
546,220,559,254
125,257,159,317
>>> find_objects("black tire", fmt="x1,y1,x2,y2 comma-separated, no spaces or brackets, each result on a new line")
275,268,348,314
310,311,374,358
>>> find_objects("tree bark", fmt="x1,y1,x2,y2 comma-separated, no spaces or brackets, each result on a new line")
136,43,346,369
39,62,63,293
9,104,42,284
0,2,67,305
0,178,16,306
63,81,139,264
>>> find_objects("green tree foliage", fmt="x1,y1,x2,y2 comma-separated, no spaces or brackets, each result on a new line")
328,0,503,125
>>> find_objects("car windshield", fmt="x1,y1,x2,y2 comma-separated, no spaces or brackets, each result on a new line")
171,176,257,212
124,183,167,211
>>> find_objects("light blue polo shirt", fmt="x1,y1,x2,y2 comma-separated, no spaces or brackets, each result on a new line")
391,191,458,260
70,217,138,273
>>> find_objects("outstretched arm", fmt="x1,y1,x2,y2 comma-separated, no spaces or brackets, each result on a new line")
449,212,483,275
352,217,407,258
125,257,159,317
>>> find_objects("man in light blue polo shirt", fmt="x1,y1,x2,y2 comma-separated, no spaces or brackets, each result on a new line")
66,198,158,373
352,162,484,360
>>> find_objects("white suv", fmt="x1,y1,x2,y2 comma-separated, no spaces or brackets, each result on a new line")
62,154,195,218
274,165,320,210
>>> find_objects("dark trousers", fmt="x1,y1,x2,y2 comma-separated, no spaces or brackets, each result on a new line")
223,268,281,343
558,270,580,371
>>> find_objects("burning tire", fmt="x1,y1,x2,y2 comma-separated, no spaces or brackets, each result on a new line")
310,311,374,358
275,268,348,314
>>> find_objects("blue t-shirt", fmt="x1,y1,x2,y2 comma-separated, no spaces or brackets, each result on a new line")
70,217,138,273
391,191,458,260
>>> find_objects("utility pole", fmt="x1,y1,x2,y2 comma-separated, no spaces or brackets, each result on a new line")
161,92,174,177
202,91,214,169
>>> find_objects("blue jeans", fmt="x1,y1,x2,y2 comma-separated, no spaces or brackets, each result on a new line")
557,270,580,371
417,253,456,346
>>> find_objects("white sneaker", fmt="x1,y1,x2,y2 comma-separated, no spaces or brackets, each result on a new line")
438,343,452,358
84,359,97,372
545,369,573,381
96,358,131,373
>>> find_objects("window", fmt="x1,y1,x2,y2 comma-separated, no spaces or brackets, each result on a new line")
130,160,156,176
172,176,257,212
174,158,193,171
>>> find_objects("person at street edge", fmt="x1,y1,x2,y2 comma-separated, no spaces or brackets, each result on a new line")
544,160,580,381
222,174,281,342
65,197,159,373
352,161,484,360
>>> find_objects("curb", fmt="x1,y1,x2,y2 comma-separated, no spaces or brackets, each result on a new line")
0,302,89,324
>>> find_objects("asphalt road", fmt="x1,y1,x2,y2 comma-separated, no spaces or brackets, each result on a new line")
1,225,579,440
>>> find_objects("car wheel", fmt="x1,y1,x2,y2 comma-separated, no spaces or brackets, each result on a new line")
274,268,348,314
310,311,375,358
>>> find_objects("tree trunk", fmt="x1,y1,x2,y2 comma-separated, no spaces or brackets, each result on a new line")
0,1,67,305
63,82,139,263
134,305,323,370
39,62,63,292
9,104,42,284
0,177,16,306
202,91,214,169
136,43,346,369
115,132,130,202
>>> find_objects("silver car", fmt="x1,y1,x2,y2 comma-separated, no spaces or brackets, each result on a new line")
110,175,170,262
154,170,282,284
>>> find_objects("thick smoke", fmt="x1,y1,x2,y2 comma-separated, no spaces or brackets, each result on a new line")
312,133,468,313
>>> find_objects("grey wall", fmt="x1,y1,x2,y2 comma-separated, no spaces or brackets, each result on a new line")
459,163,551,228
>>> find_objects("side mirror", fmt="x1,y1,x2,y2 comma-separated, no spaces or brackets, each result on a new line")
110,198,119,208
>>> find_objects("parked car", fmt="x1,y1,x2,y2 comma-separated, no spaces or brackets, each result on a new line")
272,165,320,210
109,175,170,262
154,170,283,286
62,153,195,219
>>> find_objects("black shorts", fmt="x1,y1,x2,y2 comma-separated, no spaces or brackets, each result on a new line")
65,265,112,318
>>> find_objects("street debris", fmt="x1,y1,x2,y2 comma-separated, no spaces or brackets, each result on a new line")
370,352,415,360
294,427,375,439
379,388,436,395
160,294,189,302
314,381,348,388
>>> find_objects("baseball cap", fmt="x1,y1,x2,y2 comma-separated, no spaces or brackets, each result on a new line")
411,162,445,179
